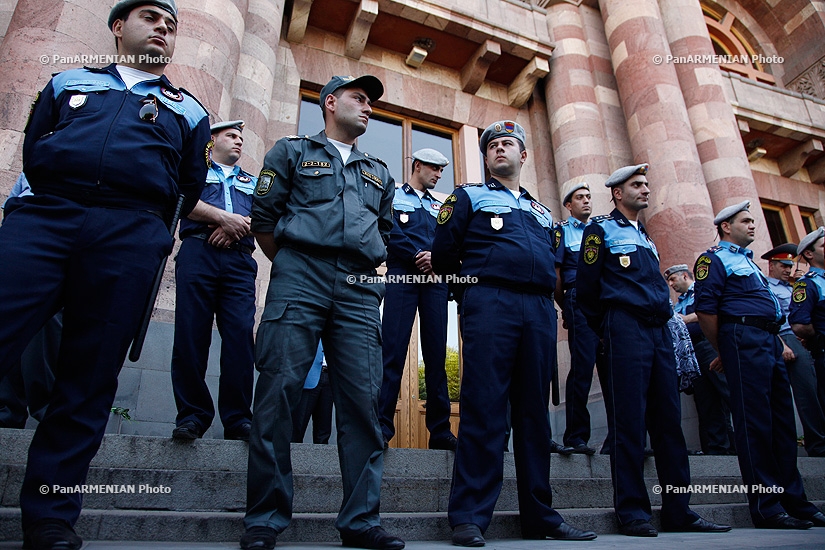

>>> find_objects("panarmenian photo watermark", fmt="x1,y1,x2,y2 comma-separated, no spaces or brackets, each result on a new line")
39,54,172,65
346,274,479,285
652,54,783,65
652,484,784,495
41,484,172,495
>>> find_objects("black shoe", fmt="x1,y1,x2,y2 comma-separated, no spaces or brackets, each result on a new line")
225,422,252,441
756,512,813,530
172,420,202,440
240,525,277,549
808,511,825,527
619,519,658,537
23,518,82,550
342,526,405,549
549,440,574,456
526,522,597,541
429,433,458,451
568,443,596,456
452,523,485,547
663,517,731,533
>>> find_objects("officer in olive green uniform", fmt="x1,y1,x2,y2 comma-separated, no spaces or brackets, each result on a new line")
242,75,405,550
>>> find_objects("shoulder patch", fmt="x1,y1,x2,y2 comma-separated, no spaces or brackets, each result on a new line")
204,139,213,168
695,254,711,281
256,169,276,196
583,233,602,265
25,91,41,130
437,193,457,225
792,281,807,303
554,228,562,250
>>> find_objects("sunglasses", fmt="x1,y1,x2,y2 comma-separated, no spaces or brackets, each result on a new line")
139,97,158,123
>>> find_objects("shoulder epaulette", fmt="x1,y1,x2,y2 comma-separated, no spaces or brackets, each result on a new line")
458,182,484,188
284,134,309,140
706,245,722,253
590,214,613,224
555,220,569,228
178,87,209,113
363,152,387,168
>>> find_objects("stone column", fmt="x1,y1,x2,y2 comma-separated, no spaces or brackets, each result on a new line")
658,0,771,254
598,0,716,268
228,0,286,170
0,0,112,191
545,2,612,215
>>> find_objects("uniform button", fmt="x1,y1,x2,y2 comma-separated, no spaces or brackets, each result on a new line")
315,170,319,175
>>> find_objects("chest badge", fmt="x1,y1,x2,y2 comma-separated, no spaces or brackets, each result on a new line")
619,254,631,268
69,94,87,109
491,216,503,231
399,213,409,224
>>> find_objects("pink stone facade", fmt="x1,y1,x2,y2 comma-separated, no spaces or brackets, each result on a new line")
2,0,824,443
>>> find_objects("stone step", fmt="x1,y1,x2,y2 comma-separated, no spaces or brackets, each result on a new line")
2,430,824,514
0,503,778,543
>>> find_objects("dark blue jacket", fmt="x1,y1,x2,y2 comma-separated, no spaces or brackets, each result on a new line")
692,241,781,320
788,267,825,335
553,216,587,287
386,183,442,271
179,164,257,249
431,179,556,295
576,208,672,331
23,64,210,216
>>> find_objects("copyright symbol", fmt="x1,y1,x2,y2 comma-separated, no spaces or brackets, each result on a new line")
39,485,49,494
346,275,356,284
652,484,662,494
39,55,50,65
652,55,662,65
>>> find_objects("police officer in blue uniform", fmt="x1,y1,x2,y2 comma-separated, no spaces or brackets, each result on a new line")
790,228,825,451
694,201,824,529
433,120,596,546
664,264,734,455
0,2,210,548
170,120,257,442
576,164,730,537
378,147,455,451
764,243,825,458
553,179,605,456
243,75,404,550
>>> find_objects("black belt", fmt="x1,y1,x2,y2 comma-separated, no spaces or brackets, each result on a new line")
188,232,253,255
719,315,784,335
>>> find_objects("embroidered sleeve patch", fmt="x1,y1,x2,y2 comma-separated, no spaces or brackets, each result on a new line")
792,281,807,303
256,169,276,196
361,170,384,189
695,255,711,281
583,233,601,265
437,193,458,225
204,140,214,168
554,228,561,250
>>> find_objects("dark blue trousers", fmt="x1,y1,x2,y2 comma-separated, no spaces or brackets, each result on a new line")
0,195,171,528
562,288,603,447
717,323,820,524
602,308,698,528
691,338,734,454
171,237,255,433
448,286,563,536
378,270,450,442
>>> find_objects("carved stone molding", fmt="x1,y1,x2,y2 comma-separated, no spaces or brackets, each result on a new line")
788,56,825,100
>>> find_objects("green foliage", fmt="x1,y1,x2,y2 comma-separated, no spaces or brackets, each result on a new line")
419,346,461,402
111,407,131,421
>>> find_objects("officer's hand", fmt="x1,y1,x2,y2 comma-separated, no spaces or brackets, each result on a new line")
415,251,433,274
219,212,251,241
782,344,796,362
709,356,724,373
208,226,233,248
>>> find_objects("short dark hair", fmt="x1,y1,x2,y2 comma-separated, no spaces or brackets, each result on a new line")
320,88,346,121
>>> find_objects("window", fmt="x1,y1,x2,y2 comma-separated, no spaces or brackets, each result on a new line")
762,204,788,246
703,7,775,85
298,94,457,195
801,211,817,234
